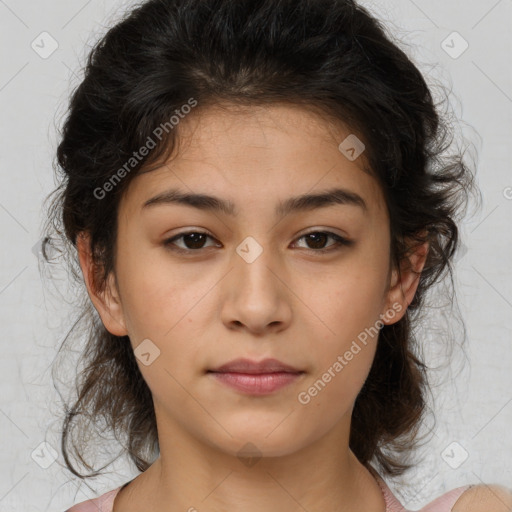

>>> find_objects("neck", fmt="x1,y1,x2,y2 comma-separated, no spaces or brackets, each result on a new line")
115,414,387,512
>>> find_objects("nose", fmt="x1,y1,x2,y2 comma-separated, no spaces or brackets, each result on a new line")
220,238,293,335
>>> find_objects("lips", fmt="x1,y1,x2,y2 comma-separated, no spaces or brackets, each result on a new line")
207,358,305,395
208,357,304,375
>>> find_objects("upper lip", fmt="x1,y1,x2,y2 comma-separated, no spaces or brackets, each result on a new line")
208,358,303,374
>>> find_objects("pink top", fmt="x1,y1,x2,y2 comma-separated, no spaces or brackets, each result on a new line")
65,469,473,512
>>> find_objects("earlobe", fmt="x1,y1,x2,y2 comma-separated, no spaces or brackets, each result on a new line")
381,240,429,326
76,232,128,337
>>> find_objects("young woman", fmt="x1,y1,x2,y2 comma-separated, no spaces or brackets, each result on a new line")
46,0,512,510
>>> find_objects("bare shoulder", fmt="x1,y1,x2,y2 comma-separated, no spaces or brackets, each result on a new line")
452,484,512,512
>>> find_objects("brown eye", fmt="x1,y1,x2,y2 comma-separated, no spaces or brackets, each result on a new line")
163,231,219,252
293,231,353,253
162,230,353,255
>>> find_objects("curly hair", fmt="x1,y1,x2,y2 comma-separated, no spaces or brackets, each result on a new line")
44,0,481,480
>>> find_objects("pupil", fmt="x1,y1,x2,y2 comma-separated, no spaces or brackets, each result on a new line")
307,233,327,249
185,233,206,249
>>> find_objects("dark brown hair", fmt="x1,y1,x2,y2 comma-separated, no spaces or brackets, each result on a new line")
44,0,481,480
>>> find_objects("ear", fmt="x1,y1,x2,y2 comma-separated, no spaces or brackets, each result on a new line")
381,237,429,326
76,232,128,337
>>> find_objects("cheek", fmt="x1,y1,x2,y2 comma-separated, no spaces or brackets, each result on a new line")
319,266,387,342
307,261,386,394
295,337,378,438
116,249,218,383
116,246,202,336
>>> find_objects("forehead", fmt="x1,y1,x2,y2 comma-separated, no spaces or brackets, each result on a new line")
121,103,388,223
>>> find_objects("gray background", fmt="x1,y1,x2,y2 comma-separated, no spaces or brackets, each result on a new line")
0,0,511,510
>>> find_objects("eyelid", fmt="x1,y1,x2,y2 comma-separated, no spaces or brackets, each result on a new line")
163,229,220,252
162,228,354,255
292,230,353,249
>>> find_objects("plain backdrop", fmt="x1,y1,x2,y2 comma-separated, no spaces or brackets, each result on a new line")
0,0,511,510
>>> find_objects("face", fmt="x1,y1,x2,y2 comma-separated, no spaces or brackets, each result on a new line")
80,103,424,461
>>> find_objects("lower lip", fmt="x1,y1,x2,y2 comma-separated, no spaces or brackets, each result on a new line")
208,371,303,395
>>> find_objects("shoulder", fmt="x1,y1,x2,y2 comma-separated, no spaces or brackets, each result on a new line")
452,484,512,512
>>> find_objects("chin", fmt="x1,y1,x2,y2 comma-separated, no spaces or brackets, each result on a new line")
206,422,309,460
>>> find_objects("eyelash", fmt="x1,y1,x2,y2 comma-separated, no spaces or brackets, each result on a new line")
162,230,353,255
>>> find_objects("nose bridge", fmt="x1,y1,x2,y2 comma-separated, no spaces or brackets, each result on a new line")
233,234,280,292
220,233,292,332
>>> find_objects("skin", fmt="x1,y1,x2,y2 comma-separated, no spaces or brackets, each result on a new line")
77,103,429,512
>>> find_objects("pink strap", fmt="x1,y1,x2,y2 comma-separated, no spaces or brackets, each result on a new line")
421,485,474,511
371,468,474,512
66,486,121,512
68,474,473,512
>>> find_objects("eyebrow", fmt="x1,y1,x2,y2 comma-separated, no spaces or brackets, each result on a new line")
142,187,368,217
